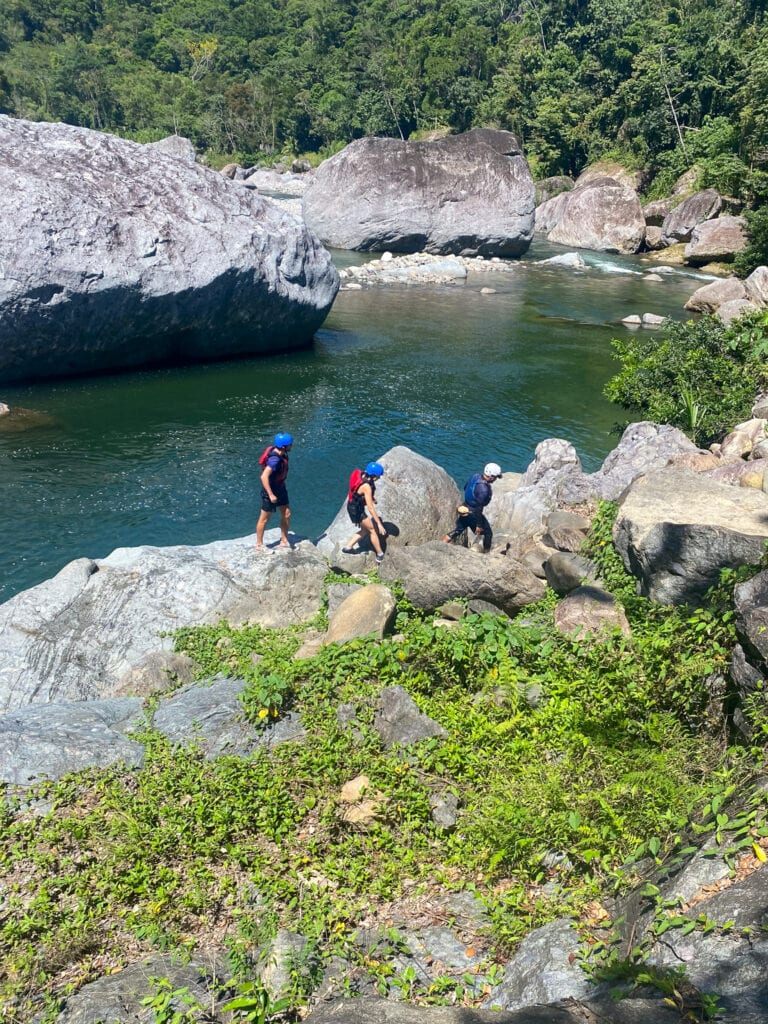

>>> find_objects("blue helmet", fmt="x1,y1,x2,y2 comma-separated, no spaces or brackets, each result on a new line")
365,461,384,477
273,433,293,448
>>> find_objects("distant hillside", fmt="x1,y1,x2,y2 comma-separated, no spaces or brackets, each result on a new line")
0,0,766,199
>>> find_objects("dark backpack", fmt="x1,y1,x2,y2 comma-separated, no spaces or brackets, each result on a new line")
463,473,481,506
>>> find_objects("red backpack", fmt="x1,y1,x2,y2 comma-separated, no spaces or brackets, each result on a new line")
347,468,365,502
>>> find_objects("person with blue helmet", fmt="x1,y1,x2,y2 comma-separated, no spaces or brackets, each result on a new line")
442,462,502,552
256,432,293,551
342,461,387,564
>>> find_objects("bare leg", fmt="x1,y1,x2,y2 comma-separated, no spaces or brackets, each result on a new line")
256,509,272,549
362,519,383,556
278,505,291,546
343,529,363,551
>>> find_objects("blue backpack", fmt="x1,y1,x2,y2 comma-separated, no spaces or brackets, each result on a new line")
463,473,482,506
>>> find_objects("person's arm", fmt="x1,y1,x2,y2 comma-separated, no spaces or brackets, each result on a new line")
261,464,277,503
362,483,386,534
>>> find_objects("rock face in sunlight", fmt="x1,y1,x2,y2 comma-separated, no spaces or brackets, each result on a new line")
302,129,535,257
0,116,339,383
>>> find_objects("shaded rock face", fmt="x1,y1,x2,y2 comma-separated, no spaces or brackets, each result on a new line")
613,469,768,604
660,188,722,246
642,198,673,226
537,176,646,254
0,537,327,712
302,129,535,257
0,116,339,384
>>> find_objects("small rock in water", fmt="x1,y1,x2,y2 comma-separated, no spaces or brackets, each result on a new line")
621,314,642,326
641,312,666,326
0,402,9,417
643,273,664,282
537,252,586,269
342,283,363,291
480,287,497,295
380,251,394,262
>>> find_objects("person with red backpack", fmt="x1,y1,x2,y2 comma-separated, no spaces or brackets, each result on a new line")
256,432,293,551
342,461,387,564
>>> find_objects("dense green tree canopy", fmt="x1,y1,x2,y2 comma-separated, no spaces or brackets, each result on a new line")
0,0,766,197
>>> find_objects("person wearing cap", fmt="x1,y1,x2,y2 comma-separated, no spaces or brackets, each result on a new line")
256,432,293,551
442,462,502,552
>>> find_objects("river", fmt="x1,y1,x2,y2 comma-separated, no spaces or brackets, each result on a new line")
0,240,710,604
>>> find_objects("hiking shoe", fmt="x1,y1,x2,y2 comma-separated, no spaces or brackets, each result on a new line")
375,553,385,565
342,546,360,555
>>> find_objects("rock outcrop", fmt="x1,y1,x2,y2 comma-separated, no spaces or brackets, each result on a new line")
613,469,768,604
684,215,748,265
302,129,535,257
0,116,338,384
536,175,646,254
684,275,748,312
0,537,328,712
660,189,722,246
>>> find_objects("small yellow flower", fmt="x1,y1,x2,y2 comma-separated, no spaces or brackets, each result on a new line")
258,708,269,719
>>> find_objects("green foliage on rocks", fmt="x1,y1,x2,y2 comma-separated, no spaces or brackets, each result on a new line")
605,310,768,446
2,544,767,1021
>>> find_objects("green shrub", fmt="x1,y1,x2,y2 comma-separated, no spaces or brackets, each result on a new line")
605,312,768,445
734,206,768,278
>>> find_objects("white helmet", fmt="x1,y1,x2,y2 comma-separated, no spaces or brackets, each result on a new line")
484,462,502,478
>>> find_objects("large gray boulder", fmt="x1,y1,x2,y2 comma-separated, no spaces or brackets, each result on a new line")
613,469,768,604
302,129,535,257
317,446,461,567
377,542,545,613
684,275,748,312
660,188,722,246
537,176,646,254
0,536,327,712
684,215,748,265
0,116,338,384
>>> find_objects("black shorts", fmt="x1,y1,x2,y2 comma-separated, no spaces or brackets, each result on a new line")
347,498,365,526
261,484,289,512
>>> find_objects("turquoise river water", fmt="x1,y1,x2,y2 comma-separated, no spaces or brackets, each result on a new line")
0,240,712,604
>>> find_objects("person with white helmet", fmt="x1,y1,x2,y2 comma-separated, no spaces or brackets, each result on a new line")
442,462,502,552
